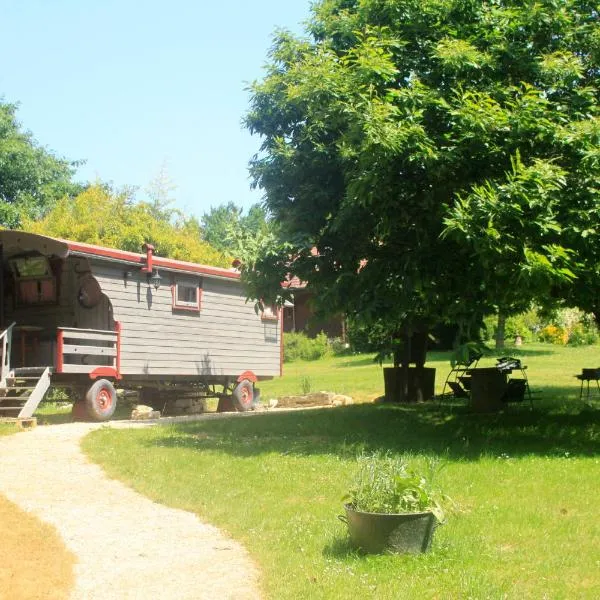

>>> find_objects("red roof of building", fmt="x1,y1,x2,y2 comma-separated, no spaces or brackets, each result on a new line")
66,239,240,280
282,275,307,289
0,230,240,280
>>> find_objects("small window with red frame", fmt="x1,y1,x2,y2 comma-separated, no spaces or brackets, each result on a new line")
172,278,202,312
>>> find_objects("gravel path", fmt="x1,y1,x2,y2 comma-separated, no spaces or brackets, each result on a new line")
0,421,261,600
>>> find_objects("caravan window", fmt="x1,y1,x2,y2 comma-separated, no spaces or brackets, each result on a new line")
172,278,202,312
10,255,57,306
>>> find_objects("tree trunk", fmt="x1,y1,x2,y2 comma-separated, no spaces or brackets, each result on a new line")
400,324,412,402
495,311,506,350
411,329,428,402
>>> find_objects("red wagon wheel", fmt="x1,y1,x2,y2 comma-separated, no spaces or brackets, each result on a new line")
232,379,254,412
85,379,117,421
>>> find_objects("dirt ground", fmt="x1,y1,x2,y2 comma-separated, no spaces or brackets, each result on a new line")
0,494,75,600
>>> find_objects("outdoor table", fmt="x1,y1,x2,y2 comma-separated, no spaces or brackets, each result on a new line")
466,367,509,412
575,368,600,401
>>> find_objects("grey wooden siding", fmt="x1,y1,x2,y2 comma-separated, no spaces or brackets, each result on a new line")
90,261,281,377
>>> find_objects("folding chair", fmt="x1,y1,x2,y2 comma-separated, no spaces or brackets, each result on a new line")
439,347,483,402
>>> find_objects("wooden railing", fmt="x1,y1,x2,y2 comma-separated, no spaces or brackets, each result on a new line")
0,322,15,386
56,323,121,379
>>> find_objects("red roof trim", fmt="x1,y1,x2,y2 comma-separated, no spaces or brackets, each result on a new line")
65,240,240,280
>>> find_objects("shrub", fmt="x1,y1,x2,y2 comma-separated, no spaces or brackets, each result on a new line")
284,331,331,361
329,337,351,355
567,324,599,346
539,325,568,345
299,375,312,394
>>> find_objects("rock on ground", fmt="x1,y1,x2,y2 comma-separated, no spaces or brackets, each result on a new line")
275,392,353,408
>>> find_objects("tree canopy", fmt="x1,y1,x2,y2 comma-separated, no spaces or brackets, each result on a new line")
245,0,600,355
201,202,273,254
0,100,81,228
25,185,231,268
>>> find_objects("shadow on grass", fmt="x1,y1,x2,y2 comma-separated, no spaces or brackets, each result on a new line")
478,347,556,358
331,356,383,368
322,536,359,559
144,390,600,461
329,347,556,370
35,399,134,426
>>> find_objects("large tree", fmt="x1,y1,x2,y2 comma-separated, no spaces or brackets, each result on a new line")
201,202,272,254
0,100,81,227
245,0,599,372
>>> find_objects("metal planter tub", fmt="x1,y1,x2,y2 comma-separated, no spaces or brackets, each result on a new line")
343,504,439,554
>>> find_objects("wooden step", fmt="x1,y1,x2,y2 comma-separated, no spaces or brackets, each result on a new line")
12,367,47,376
0,417,37,429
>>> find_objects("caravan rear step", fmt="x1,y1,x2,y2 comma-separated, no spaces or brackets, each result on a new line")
0,417,37,429
0,367,51,419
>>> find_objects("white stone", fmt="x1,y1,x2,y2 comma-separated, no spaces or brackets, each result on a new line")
131,408,161,420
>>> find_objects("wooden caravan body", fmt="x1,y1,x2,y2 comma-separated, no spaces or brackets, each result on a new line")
0,230,282,420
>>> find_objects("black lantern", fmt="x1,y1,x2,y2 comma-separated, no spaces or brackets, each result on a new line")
148,269,162,290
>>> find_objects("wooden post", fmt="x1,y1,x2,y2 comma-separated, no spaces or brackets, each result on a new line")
56,329,64,373
114,321,122,378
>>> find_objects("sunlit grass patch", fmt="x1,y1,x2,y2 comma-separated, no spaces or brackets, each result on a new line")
83,355,600,600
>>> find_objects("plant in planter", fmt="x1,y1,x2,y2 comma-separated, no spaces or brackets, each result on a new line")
341,454,450,554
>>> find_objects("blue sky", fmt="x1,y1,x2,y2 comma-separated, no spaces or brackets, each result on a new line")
0,0,312,217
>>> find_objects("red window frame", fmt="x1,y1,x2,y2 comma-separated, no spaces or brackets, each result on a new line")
172,280,202,312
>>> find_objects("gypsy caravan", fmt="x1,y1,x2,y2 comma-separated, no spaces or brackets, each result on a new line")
0,230,282,421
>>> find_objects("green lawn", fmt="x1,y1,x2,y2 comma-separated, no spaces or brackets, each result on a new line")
0,424,17,436
82,344,600,599
260,342,596,405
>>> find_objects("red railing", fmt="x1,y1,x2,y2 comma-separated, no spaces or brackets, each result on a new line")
55,322,121,379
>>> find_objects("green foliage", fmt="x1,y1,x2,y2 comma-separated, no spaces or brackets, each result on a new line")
539,325,568,345
345,453,449,521
284,331,331,362
201,202,272,255
0,100,81,227
483,306,600,347
346,318,390,354
449,341,486,369
299,375,313,395
567,324,599,347
0,423,18,437
245,0,600,358
483,312,537,344
329,337,351,356
24,185,231,267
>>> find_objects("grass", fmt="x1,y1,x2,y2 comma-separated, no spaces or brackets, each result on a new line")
0,423,18,436
260,342,591,404
82,343,600,599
